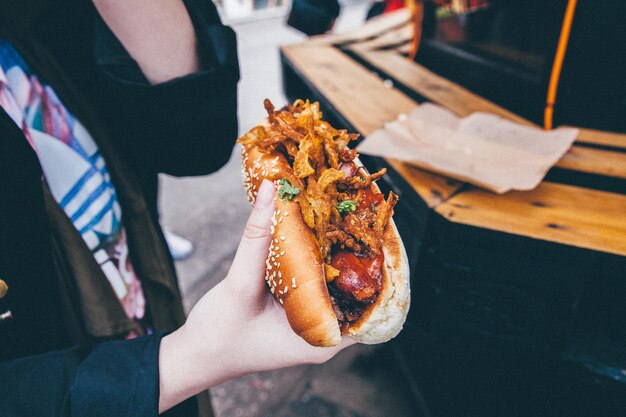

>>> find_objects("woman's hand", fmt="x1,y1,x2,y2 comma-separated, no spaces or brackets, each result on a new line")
158,180,354,413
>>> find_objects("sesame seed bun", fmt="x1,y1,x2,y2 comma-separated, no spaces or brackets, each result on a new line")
241,144,410,347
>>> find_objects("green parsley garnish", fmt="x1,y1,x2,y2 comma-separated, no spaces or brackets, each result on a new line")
337,200,356,214
371,203,377,212
277,179,301,202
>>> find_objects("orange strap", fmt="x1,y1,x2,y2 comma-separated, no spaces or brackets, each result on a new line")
544,0,578,130
407,0,424,61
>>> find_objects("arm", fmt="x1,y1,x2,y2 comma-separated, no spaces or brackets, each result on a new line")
90,0,240,176
0,181,351,415
0,334,165,417
92,0,200,84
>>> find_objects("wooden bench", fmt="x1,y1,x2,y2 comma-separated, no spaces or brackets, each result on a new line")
281,10,626,260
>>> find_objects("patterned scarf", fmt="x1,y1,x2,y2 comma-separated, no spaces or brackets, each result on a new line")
0,39,148,338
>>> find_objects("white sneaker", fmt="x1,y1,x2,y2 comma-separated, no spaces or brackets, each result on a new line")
164,231,194,261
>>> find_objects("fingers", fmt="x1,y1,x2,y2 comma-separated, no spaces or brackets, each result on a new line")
228,180,276,289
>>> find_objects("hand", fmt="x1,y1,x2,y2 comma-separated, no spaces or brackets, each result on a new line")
158,180,354,413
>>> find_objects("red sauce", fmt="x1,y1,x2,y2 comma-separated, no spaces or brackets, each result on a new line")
331,251,376,302
330,251,383,302
359,252,384,286
357,186,385,211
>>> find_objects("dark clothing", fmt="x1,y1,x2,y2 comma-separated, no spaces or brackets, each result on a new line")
0,0,238,415
0,332,165,417
287,0,341,36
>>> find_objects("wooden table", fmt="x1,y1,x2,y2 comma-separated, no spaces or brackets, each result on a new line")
281,10,626,414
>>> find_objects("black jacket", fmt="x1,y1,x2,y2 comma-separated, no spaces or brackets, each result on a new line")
0,0,239,415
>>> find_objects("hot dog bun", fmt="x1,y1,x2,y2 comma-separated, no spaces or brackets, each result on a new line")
241,143,410,346
242,145,341,346
239,101,410,346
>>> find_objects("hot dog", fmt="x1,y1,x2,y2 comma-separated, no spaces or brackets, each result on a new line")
238,99,410,347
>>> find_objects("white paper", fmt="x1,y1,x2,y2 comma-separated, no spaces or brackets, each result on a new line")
358,103,579,193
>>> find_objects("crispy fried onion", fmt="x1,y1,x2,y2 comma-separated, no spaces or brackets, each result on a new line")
337,168,387,191
237,99,397,261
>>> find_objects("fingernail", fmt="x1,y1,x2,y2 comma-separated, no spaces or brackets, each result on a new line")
255,180,275,208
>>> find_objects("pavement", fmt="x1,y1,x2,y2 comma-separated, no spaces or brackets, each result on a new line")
160,5,421,417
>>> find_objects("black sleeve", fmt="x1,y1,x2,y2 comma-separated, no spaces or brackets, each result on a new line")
91,0,240,177
0,333,165,417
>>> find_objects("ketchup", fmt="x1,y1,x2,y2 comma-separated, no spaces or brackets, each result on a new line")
357,186,384,211
359,253,384,286
330,251,384,303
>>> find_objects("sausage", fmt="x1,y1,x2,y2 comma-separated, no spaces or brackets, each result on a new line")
330,251,377,302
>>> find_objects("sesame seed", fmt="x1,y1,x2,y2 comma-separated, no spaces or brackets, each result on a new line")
277,209,282,216
270,287,275,294
284,286,289,293
292,277,297,288
279,299,283,305
280,236,286,241
280,251,285,256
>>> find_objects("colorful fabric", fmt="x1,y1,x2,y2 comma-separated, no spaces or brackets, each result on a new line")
0,39,147,335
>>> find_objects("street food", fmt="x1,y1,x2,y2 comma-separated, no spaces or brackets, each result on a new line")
238,99,410,347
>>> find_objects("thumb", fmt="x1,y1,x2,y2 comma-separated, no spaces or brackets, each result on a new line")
228,180,276,286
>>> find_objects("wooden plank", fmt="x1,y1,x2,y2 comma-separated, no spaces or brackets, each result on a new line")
557,146,626,179
281,44,464,204
354,49,626,179
436,182,626,257
395,43,412,55
386,159,463,208
281,46,415,134
305,9,410,47
360,48,626,151
348,23,413,53
570,127,626,150
352,48,532,122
